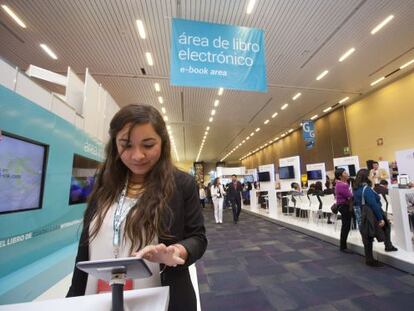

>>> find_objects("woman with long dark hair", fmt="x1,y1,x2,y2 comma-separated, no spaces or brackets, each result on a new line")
66,104,207,311
353,169,397,267
211,177,224,223
334,168,353,253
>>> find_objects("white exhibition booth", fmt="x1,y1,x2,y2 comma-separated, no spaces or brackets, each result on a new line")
242,152,414,274
306,162,327,189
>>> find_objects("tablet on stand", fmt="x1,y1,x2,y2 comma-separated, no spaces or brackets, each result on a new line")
77,257,152,311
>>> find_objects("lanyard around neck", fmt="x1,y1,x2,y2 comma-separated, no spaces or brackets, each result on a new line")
113,179,139,258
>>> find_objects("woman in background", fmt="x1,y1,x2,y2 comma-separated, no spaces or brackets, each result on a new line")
211,177,224,223
335,168,353,253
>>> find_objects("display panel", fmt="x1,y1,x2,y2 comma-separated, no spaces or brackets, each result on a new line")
0,131,48,214
243,175,254,183
258,171,270,182
279,166,295,179
69,154,101,205
335,165,357,177
307,170,322,180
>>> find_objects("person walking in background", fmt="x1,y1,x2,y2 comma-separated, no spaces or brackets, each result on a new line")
211,177,224,224
227,174,243,224
199,184,206,209
335,168,354,253
353,169,398,267
66,104,207,311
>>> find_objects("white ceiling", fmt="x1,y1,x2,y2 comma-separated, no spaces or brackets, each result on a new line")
1,0,414,162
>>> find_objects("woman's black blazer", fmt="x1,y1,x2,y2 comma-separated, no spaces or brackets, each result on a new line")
66,169,207,311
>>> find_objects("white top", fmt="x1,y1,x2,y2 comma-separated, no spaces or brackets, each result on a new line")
85,197,161,294
211,184,224,200
199,188,206,199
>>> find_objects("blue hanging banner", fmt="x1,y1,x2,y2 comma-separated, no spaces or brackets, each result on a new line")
302,120,315,150
170,18,267,92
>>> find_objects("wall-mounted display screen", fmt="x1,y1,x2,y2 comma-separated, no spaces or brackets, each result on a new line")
307,170,322,180
69,154,101,205
258,171,271,182
335,164,357,177
279,166,295,179
0,131,48,214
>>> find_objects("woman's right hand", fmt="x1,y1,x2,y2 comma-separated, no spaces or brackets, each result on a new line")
378,220,385,228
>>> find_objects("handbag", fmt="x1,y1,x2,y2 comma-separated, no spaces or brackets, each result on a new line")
331,203,339,214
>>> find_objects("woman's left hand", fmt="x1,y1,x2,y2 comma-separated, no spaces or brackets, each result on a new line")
134,243,186,267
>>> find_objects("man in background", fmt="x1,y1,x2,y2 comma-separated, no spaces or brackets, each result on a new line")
227,174,243,224
369,161,389,185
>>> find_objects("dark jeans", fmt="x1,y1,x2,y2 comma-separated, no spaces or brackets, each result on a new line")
230,198,241,222
338,203,352,250
200,199,205,209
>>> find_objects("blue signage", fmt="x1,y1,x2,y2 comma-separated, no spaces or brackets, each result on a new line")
170,18,267,92
302,120,315,150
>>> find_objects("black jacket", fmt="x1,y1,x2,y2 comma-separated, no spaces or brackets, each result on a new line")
360,204,386,242
226,181,242,200
66,170,207,311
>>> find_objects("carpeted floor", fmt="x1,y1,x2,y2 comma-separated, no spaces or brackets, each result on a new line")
196,205,414,311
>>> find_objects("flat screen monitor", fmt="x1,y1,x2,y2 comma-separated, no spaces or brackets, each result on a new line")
335,164,357,177
69,154,101,205
258,171,271,182
0,131,48,214
279,166,295,179
307,170,322,180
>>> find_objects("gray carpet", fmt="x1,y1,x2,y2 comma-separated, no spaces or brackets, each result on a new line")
196,205,414,310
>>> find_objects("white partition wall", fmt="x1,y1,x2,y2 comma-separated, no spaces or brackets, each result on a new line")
216,166,246,177
279,156,301,191
83,68,100,138
333,156,360,178
306,162,326,188
257,164,277,216
396,148,414,181
65,67,84,115
0,58,18,90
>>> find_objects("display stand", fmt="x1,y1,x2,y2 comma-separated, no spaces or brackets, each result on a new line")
76,257,152,311
390,188,414,252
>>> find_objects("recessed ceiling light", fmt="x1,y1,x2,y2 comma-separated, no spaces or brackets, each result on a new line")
209,117,213,122
339,48,355,62
292,92,301,100
338,97,349,104
246,137,250,140
211,109,216,116
158,96,163,104
242,140,246,143
281,103,288,110
255,128,260,132
214,100,220,107
204,131,208,135
400,59,414,69
163,116,168,121
316,70,329,80
310,114,318,120
206,126,210,130
218,88,224,96
1,5,26,28
246,0,256,15
323,107,332,113
269,140,272,144
288,129,293,133
370,77,385,86
281,133,286,137
136,20,146,39
264,119,269,124
40,44,58,60
250,132,255,136
371,15,394,35
154,83,160,92
161,107,166,114
145,52,154,66
272,112,278,118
